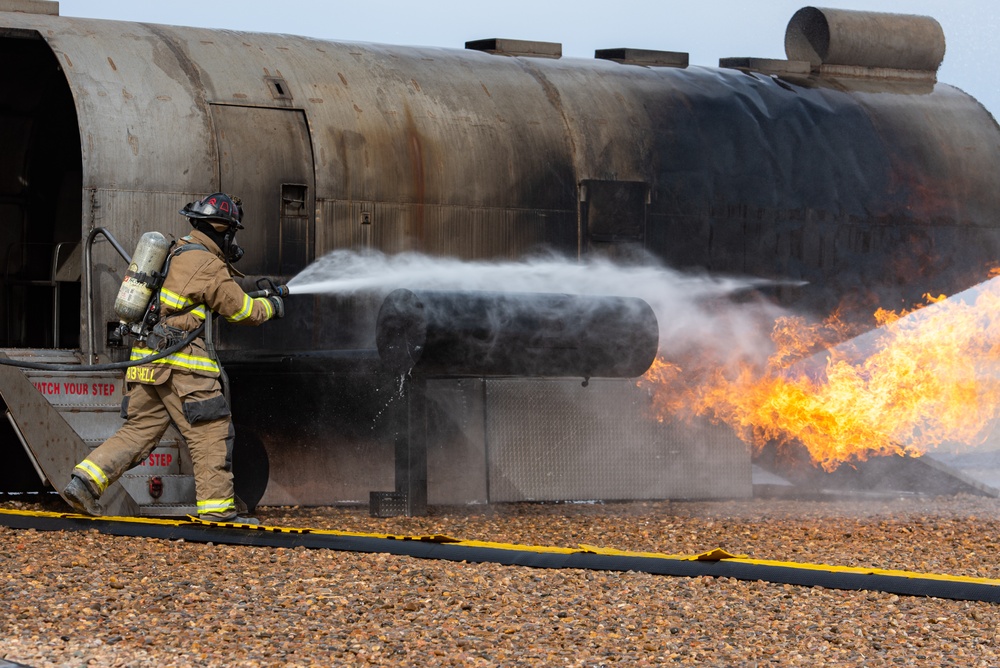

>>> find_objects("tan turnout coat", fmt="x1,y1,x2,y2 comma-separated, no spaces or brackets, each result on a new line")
126,228,276,384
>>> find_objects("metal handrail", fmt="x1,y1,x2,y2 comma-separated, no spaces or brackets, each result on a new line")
3,241,80,349
49,241,77,349
84,227,132,364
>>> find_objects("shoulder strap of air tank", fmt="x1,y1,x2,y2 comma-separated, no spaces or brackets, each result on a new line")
151,241,212,320
170,241,209,258
161,241,209,276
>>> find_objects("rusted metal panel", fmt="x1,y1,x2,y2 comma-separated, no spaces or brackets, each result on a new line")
321,200,373,253
320,199,573,261
14,18,218,193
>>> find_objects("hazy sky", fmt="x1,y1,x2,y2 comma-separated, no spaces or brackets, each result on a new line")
55,0,999,118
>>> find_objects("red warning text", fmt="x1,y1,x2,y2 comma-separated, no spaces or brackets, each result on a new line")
32,382,117,397
142,453,173,467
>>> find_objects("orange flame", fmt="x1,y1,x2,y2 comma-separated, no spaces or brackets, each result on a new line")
639,280,1000,471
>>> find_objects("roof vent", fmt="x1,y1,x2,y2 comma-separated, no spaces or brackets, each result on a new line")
265,76,293,101
784,6,943,80
465,38,562,59
719,57,810,77
595,48,688,68
0,0,58,15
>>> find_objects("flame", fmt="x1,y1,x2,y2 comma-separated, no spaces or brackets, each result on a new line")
639,279,1000,471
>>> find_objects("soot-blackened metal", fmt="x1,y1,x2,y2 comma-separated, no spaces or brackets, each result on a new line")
375,289,660,380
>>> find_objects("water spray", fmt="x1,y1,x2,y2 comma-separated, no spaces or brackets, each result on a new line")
284,249,790,371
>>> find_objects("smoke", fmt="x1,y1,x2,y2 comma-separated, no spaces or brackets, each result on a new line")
288,249,793,368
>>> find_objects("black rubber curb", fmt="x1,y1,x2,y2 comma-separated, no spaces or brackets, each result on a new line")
2,509,998,603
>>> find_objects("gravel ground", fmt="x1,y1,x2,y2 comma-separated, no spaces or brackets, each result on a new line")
2,495,1000,667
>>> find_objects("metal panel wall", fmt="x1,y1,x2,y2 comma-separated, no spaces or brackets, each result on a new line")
254,376,748,506
85,188,206,360
254,377,488,506
485,378,751,502
425,379,488,505
320,199,575,259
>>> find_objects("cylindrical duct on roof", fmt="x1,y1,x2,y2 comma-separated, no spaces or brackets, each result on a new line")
785,6,946,71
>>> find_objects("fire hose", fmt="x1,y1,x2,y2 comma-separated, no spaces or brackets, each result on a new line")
0,323,206,372
0,280,289,372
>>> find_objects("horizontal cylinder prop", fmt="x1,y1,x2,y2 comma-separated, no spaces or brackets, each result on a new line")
376,289,659,379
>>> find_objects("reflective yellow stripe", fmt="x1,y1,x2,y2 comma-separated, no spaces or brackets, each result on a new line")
160,289,207,319
225,294,254,323
197,498,235,514
131,347,220,374
257,297,274,319
75,459,109,493
160,288,193,309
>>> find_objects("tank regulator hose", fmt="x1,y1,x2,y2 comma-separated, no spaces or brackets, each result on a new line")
0,323,206,372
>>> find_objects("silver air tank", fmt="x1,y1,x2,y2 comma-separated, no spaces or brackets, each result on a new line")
113,231,170,323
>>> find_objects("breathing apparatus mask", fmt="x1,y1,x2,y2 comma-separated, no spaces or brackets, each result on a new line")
194,219,245,265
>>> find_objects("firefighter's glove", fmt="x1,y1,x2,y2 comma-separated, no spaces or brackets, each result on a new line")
268,296,285,319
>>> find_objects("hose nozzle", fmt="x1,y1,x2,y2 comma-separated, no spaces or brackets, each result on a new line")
247,277,290,298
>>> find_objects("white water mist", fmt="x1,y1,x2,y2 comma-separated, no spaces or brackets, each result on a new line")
288,249,791,367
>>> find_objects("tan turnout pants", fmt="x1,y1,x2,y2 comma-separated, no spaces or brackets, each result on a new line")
73,371,236,517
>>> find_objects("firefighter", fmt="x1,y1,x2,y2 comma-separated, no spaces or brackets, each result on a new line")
62,193,284,523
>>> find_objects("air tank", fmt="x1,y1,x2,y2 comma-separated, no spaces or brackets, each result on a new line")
113,232,170,324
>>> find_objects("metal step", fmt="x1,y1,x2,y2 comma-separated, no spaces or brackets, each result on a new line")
0,348,197,517
126,503,199,518
0,348,86,365
23,369,123,409
23,363,122,411
0,352,138,517
119,473,197,515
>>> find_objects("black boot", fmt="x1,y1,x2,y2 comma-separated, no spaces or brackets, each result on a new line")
62,476,102,516
199,512,259,526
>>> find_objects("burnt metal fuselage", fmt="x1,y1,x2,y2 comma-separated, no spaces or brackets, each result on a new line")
0,9,997,504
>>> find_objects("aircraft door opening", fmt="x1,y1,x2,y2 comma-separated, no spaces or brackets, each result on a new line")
0,33,82,349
